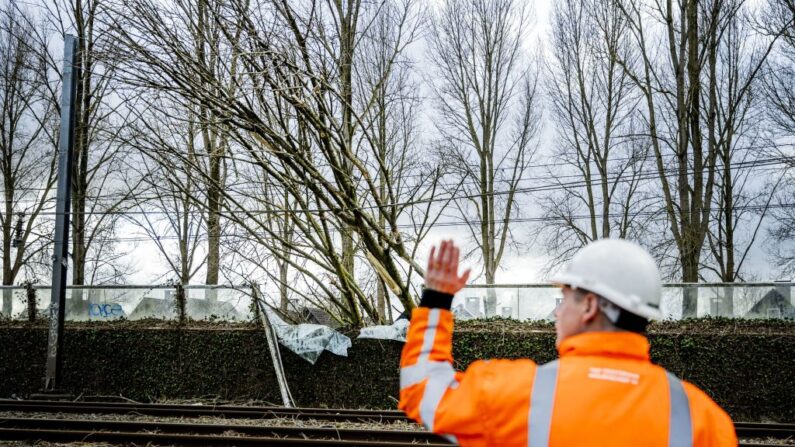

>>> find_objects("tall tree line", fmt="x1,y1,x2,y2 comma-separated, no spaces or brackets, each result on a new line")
1,0,793,323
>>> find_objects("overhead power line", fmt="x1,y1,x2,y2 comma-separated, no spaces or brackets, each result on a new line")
65,202,795,244
12,155,792,216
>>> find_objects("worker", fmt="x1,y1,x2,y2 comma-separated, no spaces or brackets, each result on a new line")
399,239,737,446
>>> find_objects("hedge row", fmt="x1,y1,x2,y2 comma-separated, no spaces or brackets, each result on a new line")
0,318,792,422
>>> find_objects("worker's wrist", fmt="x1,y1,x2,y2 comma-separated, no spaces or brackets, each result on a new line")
419,288,454,309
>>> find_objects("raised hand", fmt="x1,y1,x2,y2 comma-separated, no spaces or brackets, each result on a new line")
424,240,471,295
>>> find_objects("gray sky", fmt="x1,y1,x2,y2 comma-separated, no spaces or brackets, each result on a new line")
115,0,788,286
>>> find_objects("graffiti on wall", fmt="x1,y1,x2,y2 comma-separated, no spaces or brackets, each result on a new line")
89,303,125,319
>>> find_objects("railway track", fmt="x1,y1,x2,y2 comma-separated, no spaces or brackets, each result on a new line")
0,399,408,423
736,421,795,437
0,416,447,444
0,400,791,446
0,429,448,446
735,422,795,447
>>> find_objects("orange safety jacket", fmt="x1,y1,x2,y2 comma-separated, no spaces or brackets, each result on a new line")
399,306,737,447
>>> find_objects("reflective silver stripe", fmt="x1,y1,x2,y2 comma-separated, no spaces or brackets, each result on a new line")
419,309,441,362
527,361,559,447
419,366,457,431
400,360,453,389
405,308,458,431
400,362,428,388
444,434,459,444
667,372,692,447
401,309,444,389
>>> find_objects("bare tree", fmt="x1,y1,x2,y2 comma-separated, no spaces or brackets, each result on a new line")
244,182,296,313
109,0,443,325
0,3,58,316
427,0,540,316
188,0,235,295
615,0,780,315
212,156,301,314
122,96,208,285
763,0,795,277
702,10,782,291
540,0,654,270
351,1,430,322
27,0,140,291
763,0,795,139
767,176,795,276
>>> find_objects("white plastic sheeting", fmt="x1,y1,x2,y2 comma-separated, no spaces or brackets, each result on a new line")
357,318,409,342
264,309,351,364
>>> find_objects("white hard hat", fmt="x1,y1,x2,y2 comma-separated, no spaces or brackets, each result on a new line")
551,239,663,320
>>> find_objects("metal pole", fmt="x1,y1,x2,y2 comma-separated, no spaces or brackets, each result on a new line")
253,286,294,407
44,35,79,392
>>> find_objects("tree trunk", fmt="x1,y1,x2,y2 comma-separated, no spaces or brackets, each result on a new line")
71,14,92,298
376,280,387,324
197,0,221,301
205,184,220,302
338,1,359,323
279,259,289,312
681,247,699,317
1,289,10,317
484,268,497,317
340,228,359,321
2,191,12,315
179,192,190,284
26,282,36,322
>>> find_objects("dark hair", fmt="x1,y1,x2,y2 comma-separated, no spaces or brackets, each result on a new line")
614,309,649,334
571,287,649,334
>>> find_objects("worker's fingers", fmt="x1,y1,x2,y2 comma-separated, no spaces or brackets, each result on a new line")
458,268,471,286
427,245,437,271
441,240,452,273
440,240,451,270
450,245,460,275
423,240,469,295
447,240,457,273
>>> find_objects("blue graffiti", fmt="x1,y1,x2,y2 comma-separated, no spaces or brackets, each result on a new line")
89,303,124,318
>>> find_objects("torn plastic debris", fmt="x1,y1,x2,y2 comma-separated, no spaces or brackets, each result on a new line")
264,309,352,364
357,318,409,342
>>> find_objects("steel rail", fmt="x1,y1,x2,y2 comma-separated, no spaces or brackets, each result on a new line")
734,421,795,438
0,399,404,415
1,400,791,444
0,427,788,447
0,400,407,422
0,416,448,443
0,427,451,446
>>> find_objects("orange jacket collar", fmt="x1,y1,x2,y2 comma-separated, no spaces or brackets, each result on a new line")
558,331,651,362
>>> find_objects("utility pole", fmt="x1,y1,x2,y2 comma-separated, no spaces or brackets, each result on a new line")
43,35,78,392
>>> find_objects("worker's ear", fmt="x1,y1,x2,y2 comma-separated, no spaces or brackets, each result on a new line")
581,292,600,324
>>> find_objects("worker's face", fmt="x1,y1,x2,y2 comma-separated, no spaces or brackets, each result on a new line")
554,286,594,347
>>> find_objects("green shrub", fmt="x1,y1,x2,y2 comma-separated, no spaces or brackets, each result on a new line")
0,317,791,422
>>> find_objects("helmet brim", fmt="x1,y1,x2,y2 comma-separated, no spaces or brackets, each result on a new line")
549,272,663,320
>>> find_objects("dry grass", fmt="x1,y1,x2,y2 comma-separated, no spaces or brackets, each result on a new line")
0,411,425,432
